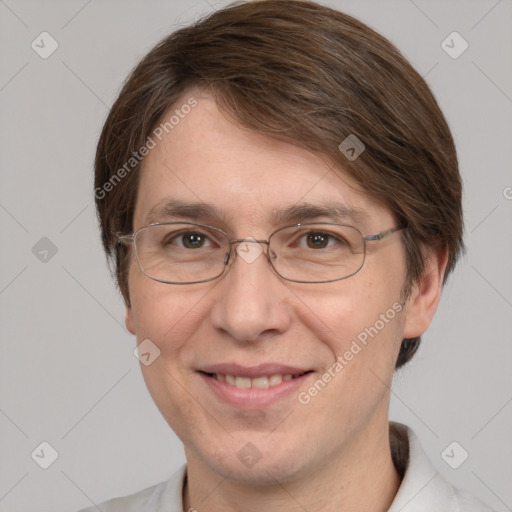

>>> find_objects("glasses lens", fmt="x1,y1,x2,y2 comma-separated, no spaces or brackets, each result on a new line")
133,223,228,283
269,224,365,282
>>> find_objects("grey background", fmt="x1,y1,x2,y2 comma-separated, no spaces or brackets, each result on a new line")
0,0,511,511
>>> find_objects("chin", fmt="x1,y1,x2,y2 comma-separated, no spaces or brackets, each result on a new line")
188,433,312,485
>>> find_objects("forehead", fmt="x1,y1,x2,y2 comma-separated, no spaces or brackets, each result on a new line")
133,93,390,231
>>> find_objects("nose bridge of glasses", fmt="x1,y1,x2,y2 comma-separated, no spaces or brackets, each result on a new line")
223,238,272,267
229,238,270,246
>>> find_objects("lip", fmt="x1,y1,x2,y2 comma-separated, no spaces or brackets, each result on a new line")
198,363,311,379
197,366,315,409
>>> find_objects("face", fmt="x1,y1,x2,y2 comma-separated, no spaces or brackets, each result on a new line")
125,91,438,484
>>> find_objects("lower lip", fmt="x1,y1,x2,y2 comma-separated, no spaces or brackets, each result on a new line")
199,372,313,409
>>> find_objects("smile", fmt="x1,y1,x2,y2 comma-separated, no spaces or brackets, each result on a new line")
198,368,315,409
205,372,310,389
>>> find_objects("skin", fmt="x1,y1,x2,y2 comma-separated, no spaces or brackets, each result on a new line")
125,90,448,512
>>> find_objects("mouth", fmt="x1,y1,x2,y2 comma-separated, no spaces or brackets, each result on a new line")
200,370,313,389
197,365,315,408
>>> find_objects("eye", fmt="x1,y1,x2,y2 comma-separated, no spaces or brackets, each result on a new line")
163,230,215,249
298,230,347,249
305,231,331,249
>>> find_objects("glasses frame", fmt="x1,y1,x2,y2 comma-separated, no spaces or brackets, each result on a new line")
117,221,407,285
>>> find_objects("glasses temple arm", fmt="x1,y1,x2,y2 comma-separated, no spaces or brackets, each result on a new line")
364,224,407,241
116,233,135,245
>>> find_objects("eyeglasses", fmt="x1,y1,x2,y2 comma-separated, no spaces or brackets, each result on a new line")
117,222,406,285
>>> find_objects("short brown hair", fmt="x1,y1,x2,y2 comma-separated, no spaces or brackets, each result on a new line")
94,0,464,368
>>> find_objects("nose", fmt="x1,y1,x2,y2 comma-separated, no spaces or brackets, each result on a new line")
209,240,292,343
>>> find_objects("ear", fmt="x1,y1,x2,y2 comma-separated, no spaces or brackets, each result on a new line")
125,305,136,335
403,247,449,339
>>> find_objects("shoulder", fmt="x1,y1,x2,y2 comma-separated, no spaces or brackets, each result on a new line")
452,488,496,512
389,422,496,512
74,464,186,512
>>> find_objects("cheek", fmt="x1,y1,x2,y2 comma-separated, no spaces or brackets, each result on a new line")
128,263,208,354
295,284,404,405
128,274,212,432
289,270,405,410
293,274,403,348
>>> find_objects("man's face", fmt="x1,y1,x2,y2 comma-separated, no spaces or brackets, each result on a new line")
126,92,411,482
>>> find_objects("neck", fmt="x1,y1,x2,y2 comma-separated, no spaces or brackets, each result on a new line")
183,420,401,512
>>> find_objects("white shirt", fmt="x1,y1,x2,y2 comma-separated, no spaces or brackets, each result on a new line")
76,423,495,512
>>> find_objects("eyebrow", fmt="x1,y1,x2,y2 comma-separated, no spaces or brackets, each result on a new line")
145,199,369,228
145,199,224,225
269,202,369,227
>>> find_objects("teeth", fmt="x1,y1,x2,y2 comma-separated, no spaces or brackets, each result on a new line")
235,377,251,389
252,376,269,389
268,374,283,387
213,373,302,388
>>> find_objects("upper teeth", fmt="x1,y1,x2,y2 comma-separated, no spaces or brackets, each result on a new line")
215,373,297,389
